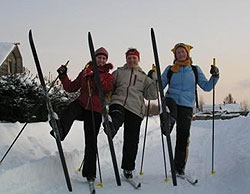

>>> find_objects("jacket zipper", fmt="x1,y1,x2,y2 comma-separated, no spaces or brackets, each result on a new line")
133,74,137,85
123,69,133,106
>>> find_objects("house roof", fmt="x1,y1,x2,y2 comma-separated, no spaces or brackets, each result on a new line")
0,42,17,65
203,103,241,113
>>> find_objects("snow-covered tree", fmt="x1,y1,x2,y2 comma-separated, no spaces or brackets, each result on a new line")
0,73,78,123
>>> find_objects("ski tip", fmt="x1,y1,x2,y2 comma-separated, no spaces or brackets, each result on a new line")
97,182,103,188
28,29,32,37
164,178,169,183
88,32,91,38
139,172,144,176
151,28,154,34
210,170,216,175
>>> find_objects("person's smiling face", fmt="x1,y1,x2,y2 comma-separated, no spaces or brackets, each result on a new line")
175,47,188,62
96,55,107,66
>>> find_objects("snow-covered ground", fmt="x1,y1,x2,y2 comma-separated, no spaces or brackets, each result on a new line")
0,116,250,194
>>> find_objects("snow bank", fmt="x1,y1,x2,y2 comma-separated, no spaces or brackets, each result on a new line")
0,116,250,193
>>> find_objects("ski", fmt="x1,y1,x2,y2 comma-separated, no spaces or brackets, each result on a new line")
28,30,72,192
176,174,198,185
151,28,177,186
87,32,121,186
124,178,141,189
88,181,96,194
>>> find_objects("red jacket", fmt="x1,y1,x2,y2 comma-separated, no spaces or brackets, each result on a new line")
60,63,113,113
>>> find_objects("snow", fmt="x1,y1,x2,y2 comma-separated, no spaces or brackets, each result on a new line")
0,116,250,194
0,42,16,65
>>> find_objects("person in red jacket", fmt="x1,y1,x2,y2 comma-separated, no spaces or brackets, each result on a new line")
51,47,113,182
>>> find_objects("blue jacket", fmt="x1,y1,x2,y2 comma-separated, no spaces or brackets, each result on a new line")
162,65,219,108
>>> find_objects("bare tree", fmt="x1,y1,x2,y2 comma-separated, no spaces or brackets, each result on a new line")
240,100,250,112
224,93,235,104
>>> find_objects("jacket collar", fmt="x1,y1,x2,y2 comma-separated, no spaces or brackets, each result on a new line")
87,61,113,72
120,64,144,73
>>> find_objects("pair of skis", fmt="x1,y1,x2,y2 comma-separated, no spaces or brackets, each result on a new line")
176,174,198,185
88,177,141,194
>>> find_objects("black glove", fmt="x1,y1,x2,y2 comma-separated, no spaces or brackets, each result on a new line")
147,70,157,80
57,65,67,77
160,112,176,136
210,65,219,77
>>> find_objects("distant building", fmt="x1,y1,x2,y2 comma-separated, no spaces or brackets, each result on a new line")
0,42,23,76
203,103,242,113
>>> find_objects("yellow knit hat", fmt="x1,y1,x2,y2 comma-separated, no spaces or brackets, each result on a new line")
171,43,193,55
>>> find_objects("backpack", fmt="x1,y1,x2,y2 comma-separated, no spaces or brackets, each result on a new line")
167,65,199,109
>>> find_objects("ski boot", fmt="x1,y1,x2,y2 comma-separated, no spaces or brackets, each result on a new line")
124,170,133,179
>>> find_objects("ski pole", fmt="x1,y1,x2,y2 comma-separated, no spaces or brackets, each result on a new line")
156,83,169,183
48,61,69,91
78,158,85,172
139,64,158,176
149,64,169,182
87,80,103,187
0,60,69,165
139,100,150,175
211,58,216,175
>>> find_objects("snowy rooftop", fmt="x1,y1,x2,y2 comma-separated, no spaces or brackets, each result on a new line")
203,103,241,113
0,42,16,65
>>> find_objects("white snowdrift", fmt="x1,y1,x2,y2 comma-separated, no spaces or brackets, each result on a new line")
0,116,250,194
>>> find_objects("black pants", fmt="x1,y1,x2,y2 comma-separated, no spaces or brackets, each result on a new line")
109,104,143,171
60,101,102,178
173,105,193,172
165,98,193,172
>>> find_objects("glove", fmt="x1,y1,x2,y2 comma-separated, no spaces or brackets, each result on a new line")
160,112,176,136
147,70,157,81
210,65,219,77
83,68,94,78
57,65,67,77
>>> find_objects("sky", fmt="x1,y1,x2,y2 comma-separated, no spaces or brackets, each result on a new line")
1,0,250,104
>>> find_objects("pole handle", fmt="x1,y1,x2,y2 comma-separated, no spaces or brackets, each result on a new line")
64,60,70,67
152,64,157,72
213,58,216,67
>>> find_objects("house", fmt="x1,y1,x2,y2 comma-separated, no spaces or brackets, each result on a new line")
0,42,23,76
194,103,248,120
202,103,242,113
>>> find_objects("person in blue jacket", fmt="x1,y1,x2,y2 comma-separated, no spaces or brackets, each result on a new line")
161,43,219,175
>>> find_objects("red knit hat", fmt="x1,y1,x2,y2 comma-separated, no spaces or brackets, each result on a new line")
126,49,140,61
95,47,109,59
